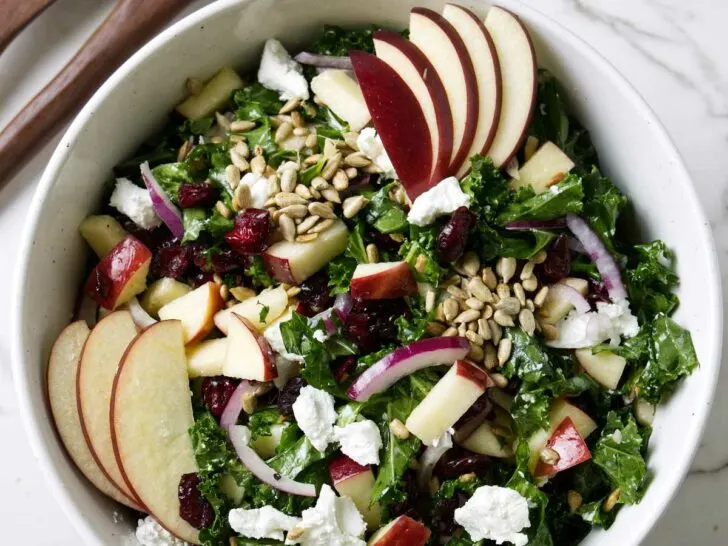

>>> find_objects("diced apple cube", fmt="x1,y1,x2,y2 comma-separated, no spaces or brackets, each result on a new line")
575,348,627,390
459,420,513,458
79,215,128,257
176,67,244,120
158,282,224,344
329,455,381,529
406,360,493,445
223,314,277,381
214,285,288,335
368,515,431,546
186,338,227,378
263,220,348,284
350,262,418,300
140,277,192,318
311,70,371,131
510,141,575,194
534,417,592,477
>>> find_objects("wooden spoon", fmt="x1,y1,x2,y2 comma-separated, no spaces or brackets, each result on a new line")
0,0,58,54
0,0,197,186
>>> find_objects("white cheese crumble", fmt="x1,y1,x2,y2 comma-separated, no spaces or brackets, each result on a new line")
229,506,301,541
135,516,188,546
312,329,328,343
109,178,162,230
454,485,531,546
547,297,639,349
407,176,471,227
240,172,271,209
356,128,397,179
285,484,366,545
292,385,338,452
333,420,383,466
258,39,310,101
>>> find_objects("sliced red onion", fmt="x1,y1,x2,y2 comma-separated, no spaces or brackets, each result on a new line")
549,284,590,314
566,214,627,299
220,381,254,429
417,431,453,491
228,425,316,496
294,52,353,70
333,293,353,322
505,218,567,231
140,161,184,239
125,297,157,329
347,337,470,402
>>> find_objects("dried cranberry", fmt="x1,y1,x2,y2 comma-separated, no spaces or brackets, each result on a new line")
192,245,243,274
454,393,493,430
332,356,357,383
151,242,190,279
370,230,403,253
225,209,272,254
434,450,490,481
278,377,306,419
344,298,409,353
588,277,610,306
178,473,214,529
201,376,240,418
189,271,215,287
299,271,332,312
295,301,316,317
538,235,571,284
178,182,219,208
437,207,477,263
386,470,420,520
339,173,374,200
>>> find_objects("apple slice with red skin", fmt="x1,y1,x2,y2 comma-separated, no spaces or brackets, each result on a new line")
263,220,349,285
329,455,382,529
483,6,538,167
350,262,417,300
214,285,288,335
84,235,152,310
223,313,277,381
158,281,224,344
350,51,433,200
77,310,142,506
47,321,142,510
186,338,227,378
111,320,200,544
534,417,592,477
406,360,494,445
373,30,452,184
409,8,478,175
442,4,502,177
368,515,431,546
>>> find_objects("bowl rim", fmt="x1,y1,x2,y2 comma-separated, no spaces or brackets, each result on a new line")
10,0,722,544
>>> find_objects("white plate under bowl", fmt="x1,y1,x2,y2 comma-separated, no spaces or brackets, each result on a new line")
11,0,722,544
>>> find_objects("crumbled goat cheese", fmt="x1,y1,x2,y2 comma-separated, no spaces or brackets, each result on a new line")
407,176,471,227
547,297,639,349
109,178,162,230
285,484,366,546
229,506,301,541
356,128,397,179
292,386,338,452
454,485,531,546
240,172,271,209
258,39,310,100
313,329,328,343
135,516,188,546
333,420,383,466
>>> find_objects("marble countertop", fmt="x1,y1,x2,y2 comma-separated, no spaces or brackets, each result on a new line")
1,0,726,544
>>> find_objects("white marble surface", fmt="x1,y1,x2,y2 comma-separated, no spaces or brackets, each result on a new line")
0,0,726,544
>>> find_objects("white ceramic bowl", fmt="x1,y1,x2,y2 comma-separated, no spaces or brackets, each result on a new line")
11,0,722,544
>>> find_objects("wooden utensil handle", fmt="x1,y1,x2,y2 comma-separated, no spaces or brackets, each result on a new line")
0,0,196,186
0,0,57,54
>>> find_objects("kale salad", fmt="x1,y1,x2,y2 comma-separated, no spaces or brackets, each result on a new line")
50,6,699,546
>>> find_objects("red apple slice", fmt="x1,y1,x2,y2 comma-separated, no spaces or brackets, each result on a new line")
84,235,152,310
406,360,493,445
111,320,199,544
158,281,223,344
263,219,349,285
350,51,433,200
442,4,502,177
186,338,227,378
47,321,142,510
350,261,417,300
369,515,431,546
527,398,597,473
214,285,289,335
373,30,452,184
329,455,382,529
483,6,537,167
534,417,592,477
77,310,141,505
224,313,277,381
409,8,478,174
